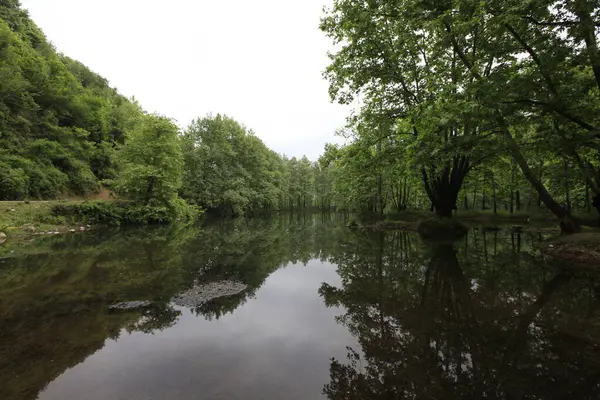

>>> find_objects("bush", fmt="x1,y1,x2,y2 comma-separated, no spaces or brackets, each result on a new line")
52,201,125,225
169,197,202,222
0,162,29,200
124,205,172,225
51,199,202,226
346,216,360,228
67,160,101,195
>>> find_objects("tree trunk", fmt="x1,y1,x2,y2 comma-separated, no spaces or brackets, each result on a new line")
402,177,409,210
510,164,515,214
499,122,580,233
565,160,572,212
145,176,156,205
444,18,579,232
586,182,591,214
482,189,486,211
516,190,521,212
492,172,497,215
377,173,384,218
537,161,543,212
422,156,469,218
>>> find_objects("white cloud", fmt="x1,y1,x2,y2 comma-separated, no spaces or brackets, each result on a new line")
21,0,351,159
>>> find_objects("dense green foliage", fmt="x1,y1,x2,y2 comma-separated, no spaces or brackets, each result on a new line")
0,2,328,220
50,199,198,225
0,1,142,200
181,115,282,215
320,0,600,232
180,114,339,215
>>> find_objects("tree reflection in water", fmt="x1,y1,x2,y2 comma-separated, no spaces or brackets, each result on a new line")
0,216,349,400
1,219,600,400
320,230,600,400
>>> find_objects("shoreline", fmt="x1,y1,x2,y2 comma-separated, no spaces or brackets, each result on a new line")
0,200,94,240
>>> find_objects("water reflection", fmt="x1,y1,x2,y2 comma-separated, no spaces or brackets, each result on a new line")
0,219,599,399
321,229,600,399
0,216,351,400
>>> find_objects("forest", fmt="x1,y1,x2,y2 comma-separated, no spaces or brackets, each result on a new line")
1,0,600,233
0,1,329,220
319,0,600,233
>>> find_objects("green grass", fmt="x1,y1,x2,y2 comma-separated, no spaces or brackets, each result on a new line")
0,200,87,236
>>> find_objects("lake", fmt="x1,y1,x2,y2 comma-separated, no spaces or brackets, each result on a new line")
1,215,599,399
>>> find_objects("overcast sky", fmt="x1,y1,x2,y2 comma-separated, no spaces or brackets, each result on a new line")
20,0,351,160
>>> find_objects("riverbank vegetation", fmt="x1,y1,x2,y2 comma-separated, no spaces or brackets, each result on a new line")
2,0,600,236
0,2,336,222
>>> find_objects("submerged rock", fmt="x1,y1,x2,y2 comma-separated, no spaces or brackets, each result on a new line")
172,281,248,307
109,301,152,311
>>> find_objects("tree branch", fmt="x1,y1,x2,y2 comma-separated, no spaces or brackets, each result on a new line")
503,22,559,96
503,99,600,133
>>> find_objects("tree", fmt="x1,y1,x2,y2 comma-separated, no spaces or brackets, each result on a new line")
320,0,600,231
181,114,287,216
116,114,184,207
321,0,497,218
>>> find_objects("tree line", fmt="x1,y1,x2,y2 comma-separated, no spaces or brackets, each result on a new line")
179,115,336,215
0,1,334,220
5,0,600,229
319,0,600,232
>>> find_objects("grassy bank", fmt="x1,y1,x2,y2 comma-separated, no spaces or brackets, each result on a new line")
0,201,91,237
364,209,599,231
0,199,201,244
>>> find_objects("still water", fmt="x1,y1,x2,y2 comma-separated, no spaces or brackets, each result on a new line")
1,215,599,399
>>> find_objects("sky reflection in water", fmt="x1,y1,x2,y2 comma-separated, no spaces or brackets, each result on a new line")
0,216,599,399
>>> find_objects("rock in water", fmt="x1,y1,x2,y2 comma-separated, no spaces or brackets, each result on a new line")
0,232,6,245
172,281,248,307
109,301,152,311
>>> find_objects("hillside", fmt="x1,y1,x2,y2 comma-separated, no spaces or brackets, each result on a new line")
0,0,142,200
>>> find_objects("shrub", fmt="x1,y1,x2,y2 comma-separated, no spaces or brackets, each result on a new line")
124,204,172,225
346,216,359,228
51,199,202,226
52,201,126,225
0,162,29,200
168,197,202,222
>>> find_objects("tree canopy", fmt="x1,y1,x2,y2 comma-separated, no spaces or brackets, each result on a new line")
320,0,600,231
0,1,143,200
